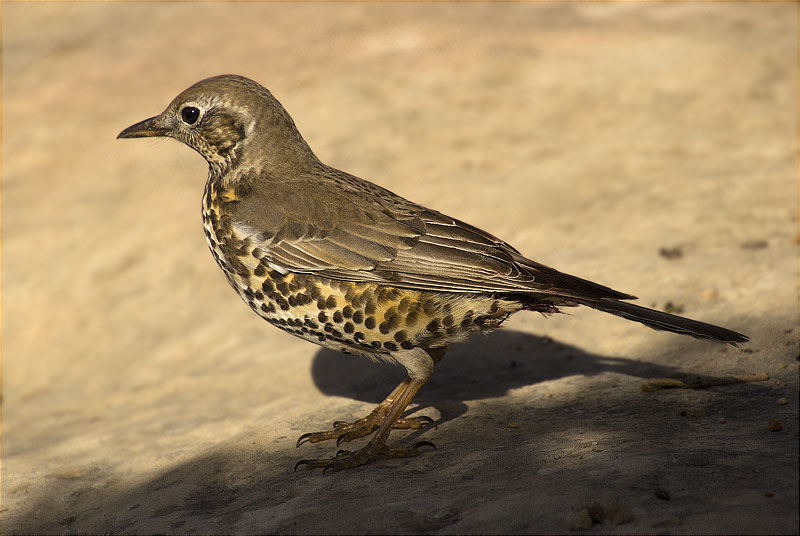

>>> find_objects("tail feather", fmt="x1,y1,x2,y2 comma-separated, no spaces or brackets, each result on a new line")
577,299,749,346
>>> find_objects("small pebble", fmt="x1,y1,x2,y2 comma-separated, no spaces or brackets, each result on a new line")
604,503,633,525
663,301,685,314
777,397,788,406
741,239,768,249
768,418,782,432
701,288,719,301
719,417,727,424
686,453,710,466
655,488,671,501
659,246,683,259
569,509,593,530
764,492,775,498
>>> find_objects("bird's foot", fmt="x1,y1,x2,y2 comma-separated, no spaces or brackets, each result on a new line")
296,410,434,447
295,440,436,472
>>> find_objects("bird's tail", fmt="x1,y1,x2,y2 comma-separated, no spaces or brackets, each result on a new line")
576,299,749,346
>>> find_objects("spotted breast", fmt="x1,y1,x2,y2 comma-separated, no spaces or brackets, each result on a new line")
201,176,519,359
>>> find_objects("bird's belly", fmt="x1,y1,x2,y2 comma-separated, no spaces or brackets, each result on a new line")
202,213,520,357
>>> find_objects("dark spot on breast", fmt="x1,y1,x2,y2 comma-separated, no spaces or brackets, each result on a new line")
405,311,418,327
388,289,402,300
371,341,382,348
354,332,365,341
352,310,364,324
385,314,401,331
364,316,376,330
461,311,474,327
365,300,377,316
309,285,322,299
324,323,333,333
379,322,390,335
383,342,398,351
394,330,408,342
400,341,414,350
344,285,357,302
344,322,354,334
276,281,289,295
317,297,327,310
397,297,411,314
426,319,440,333
262,279,275,292
305,318,318,329
318,311,328,323
333,311,343,323
442,314,454,327
342,305,353,318
326,295,338,309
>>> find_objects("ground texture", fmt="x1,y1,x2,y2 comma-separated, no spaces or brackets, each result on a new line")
2,3,798,534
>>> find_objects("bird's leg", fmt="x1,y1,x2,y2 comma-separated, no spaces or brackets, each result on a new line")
295,375,433,471
295,376,433,448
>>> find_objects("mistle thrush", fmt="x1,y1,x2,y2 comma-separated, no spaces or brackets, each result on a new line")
119,75,748,471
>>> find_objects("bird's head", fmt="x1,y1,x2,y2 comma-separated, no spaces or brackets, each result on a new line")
118,74,318,177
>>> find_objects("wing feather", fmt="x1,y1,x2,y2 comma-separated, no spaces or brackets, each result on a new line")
227,170,632,300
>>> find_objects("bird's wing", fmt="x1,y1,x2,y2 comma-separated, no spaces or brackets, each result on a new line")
229,174,633,300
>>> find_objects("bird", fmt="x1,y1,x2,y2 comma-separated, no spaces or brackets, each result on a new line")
118,74,748,471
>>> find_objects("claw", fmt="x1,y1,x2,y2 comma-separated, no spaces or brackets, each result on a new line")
294,459,310,471
332,421,348,429
296,433,314,448
415,416,435,426
322,463,335,475
414,440,437,451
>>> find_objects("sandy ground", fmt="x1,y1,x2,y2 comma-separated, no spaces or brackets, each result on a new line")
2,2,798,534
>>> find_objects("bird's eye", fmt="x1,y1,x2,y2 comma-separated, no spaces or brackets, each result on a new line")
180,106,201,125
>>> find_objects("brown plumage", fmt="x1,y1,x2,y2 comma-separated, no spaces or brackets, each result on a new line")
119,75,748,471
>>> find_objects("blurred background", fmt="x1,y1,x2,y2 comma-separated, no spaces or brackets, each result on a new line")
2,3,797,534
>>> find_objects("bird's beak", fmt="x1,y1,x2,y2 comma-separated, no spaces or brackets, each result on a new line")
117,115,170,139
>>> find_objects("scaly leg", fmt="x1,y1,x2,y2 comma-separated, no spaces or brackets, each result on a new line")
295,377,433,448
295,376,433,471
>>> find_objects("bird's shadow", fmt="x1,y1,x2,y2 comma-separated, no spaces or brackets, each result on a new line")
5,329,777,535
309,329,752,428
